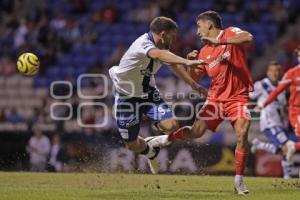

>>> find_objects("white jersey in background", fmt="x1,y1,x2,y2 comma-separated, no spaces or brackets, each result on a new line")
27,135,51,165
109,32,163,97
249,78,287,131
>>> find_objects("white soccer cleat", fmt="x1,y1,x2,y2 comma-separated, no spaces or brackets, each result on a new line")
234,179,249,195
145,135,171,148
147,147,160,174
283,175,292,180
286,141,296,162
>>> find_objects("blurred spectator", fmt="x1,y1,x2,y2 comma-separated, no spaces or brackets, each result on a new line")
92,4,119,24
81,106,95,128
158,0,177,19
58,17,81,53
284,37,300,55
276,32,300,72
5,108,24,123
95,108,117,133
89,60,105,74
244,1,261,23
70,0,88,15
270,0,289,34
172,0,187,14
50,11,66,31
105,44,127,67
48,134,67,172
128,0,159,23
13,19,29,48
0,56,17,76
214,0,243,13
26,126,51,171
78,21,97,46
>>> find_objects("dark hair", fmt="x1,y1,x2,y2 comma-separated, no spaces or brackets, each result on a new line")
150,16,178,33
196,10,223,29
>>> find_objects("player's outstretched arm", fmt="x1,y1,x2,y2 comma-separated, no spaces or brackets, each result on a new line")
263,81,290,108
222,31,253,45
170,64,207,97
201,29,253,45
148,49,205,67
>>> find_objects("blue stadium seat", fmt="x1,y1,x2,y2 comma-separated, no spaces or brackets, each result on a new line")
111,35,124,44
59,55,73,66
89,0,105,11
187,0,212,12
33,77,49,88
111,25,125,33
74,66,87,76
61,66,74,76
46,66,60,77
95,24,110,33
261,13,274,23
265,25,278,38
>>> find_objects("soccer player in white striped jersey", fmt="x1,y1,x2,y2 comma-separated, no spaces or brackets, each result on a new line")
249,61,300,179
109,16,206,173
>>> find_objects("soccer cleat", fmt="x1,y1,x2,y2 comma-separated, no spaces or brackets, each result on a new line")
283,175,292,180
145,135,171,148
147,147,160,174
234,179,249,195
286,141,296,162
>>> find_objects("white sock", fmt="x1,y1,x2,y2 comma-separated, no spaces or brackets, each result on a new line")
147,135,170,147
235,175,243,183
281,156,292,178
255,141,277,154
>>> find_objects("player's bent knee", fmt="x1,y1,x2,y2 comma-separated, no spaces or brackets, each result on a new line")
158,118,179,133
191,120,207,138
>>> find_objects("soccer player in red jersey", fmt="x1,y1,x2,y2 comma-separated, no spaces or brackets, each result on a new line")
147,11,254,194
260,46,300,157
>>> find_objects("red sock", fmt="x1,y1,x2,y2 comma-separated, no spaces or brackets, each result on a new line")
168,126,190,142
235,150,248,176
294,142,300,151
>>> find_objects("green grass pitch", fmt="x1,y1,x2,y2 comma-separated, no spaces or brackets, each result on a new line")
0,172,299,200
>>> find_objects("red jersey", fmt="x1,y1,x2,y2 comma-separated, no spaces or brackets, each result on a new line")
190,27,253,102
264,65,300,109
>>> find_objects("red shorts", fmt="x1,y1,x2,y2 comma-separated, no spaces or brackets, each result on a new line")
289,109,300,136
197,99,251,131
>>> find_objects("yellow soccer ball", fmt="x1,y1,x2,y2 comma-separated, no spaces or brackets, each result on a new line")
17,53,40,76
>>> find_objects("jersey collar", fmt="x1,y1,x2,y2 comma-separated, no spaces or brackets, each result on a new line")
265,78,277,88
216,30,224,40
147,31,155,44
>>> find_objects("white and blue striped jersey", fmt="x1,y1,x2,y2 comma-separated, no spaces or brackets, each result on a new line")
249,78,287,131
109,32,163,97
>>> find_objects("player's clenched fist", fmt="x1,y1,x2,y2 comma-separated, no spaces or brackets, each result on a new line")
187,50,199,60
